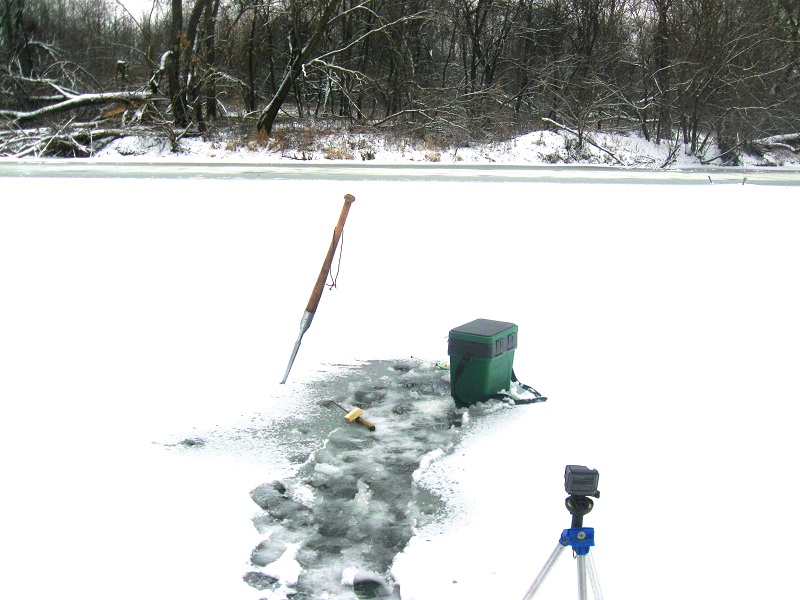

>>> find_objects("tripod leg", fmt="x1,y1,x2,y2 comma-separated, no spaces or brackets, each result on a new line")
577,555,588,600
522,542,566,600
586,550,604,600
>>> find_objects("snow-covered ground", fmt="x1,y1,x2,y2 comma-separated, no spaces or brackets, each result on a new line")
94,127,800,168
1,169,799,600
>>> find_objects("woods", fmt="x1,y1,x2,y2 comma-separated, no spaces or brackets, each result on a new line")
1,0,798,159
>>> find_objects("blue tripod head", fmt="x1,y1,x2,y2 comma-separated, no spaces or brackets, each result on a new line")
521,465,604,600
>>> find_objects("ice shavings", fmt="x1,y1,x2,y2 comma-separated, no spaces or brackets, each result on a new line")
286,481,316,508
244,359,465,598
413,448,445,483
340,566,358,586
314,462,344,477
260,543,302,586
242,358,546,598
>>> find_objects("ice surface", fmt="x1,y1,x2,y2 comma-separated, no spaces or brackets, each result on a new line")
242,359,544,598
244,359,472,599
2,175,799,600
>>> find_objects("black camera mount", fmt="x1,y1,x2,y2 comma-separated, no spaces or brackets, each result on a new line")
521,465,605,600
566,494,594,529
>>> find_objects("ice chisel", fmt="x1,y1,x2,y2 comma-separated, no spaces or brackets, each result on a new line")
280,194,355,384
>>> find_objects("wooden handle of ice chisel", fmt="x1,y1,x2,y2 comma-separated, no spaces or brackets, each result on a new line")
305,194,356,314
356,417,376,431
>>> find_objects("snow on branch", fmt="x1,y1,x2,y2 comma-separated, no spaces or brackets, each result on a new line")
0,91,153,124
749,133,800,153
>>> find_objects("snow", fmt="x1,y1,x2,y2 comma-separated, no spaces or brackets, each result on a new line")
1,169,799,600
261,543,303,587
92,127,800,168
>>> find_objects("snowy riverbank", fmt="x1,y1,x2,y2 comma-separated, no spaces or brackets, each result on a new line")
93,127,800,169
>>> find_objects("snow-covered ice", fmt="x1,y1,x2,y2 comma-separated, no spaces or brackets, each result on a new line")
246,359,460,598
1,173,799,600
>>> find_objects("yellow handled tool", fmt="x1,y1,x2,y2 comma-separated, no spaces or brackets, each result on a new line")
319,400,376,431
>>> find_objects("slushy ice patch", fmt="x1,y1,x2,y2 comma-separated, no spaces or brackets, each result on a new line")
244,359,462,599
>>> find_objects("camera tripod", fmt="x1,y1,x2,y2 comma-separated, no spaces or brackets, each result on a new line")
522,495,604,600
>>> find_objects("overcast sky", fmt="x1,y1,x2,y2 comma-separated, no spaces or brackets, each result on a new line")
116,0,158,17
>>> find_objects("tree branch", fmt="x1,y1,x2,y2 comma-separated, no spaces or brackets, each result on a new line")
541,117,623,165
1,91,154,124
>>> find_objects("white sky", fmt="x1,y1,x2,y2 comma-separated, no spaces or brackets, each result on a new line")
115,0,160,17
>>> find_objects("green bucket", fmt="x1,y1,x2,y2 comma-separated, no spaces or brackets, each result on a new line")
448,318,517,407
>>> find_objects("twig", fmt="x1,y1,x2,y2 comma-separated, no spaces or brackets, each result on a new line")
541,117,623,165
113,0,143,31
700,136,751,165
659,129,682,169
37,115,77,157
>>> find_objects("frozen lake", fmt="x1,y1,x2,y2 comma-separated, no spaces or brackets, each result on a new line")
1,168,798,600
2,159,800,185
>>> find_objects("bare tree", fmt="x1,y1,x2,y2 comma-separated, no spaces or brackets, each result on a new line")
651,0,672,142
1,0,35,76
1,0,798,157
168,0,186,125
256,0,341,136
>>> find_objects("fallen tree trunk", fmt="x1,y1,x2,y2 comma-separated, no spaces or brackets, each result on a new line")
749,133,800,154
0,123,199,157
0,91,153,124
1,124,134,157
